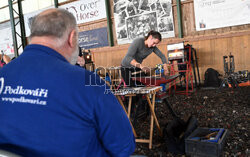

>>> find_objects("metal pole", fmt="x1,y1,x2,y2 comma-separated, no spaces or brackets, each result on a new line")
8,0,19,57
176,0,183,38
18,0,27,48
54,0,58,8
105,0,114,46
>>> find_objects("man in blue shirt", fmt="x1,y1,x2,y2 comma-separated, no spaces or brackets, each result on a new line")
0,8,135,157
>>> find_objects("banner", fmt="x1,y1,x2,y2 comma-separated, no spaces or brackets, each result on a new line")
113,0,175,45
0,21,21,56
60,0,107,24
78,27,109,49
194,0,250,31
0,27,14,56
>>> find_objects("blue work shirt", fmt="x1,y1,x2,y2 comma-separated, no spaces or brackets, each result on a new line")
0,44,135,157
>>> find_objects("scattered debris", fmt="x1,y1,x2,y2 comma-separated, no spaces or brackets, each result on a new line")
132,86,250,156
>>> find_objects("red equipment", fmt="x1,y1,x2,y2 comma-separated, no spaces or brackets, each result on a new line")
132,75,180,87
167,43,199,95
132,74,180,102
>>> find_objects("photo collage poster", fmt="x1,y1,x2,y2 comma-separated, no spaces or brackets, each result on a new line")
114,0,175,45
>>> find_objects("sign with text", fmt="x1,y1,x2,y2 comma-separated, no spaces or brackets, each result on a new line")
60,0,107,24
194,0,250,31
0,21,21,56
0,27,15,56
78,27,109,49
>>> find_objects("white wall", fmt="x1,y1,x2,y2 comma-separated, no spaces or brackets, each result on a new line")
0,0,69,56
0,0,68,22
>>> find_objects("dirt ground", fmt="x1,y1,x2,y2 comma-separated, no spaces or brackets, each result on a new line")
131,86,250,157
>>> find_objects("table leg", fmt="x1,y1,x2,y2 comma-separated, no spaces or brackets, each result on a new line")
116,96,137,137
149,94,155,149
127,96,132,118
146,94,163,137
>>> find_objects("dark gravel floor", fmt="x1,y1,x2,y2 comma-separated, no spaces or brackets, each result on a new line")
132,86,250,157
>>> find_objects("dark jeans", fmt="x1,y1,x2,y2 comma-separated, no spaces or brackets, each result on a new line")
121,66,146,87
120,66,149,123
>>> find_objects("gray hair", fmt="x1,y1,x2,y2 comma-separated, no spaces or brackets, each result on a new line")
30,8,77,40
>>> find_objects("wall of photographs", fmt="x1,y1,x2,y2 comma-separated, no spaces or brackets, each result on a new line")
113,0,175,45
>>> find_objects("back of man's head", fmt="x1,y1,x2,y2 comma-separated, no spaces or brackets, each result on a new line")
30,8,76,40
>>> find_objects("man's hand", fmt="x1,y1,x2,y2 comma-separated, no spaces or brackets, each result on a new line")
164,69,169,76
141,66,151,73
2,55,11,64
163,63,169,76
77,56,85,66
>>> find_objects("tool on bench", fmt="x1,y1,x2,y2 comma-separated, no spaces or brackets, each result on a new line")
131,67,157,76
131,74,180,86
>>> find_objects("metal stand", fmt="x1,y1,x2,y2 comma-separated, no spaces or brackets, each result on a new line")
220,53,238,88
168,44,200,95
